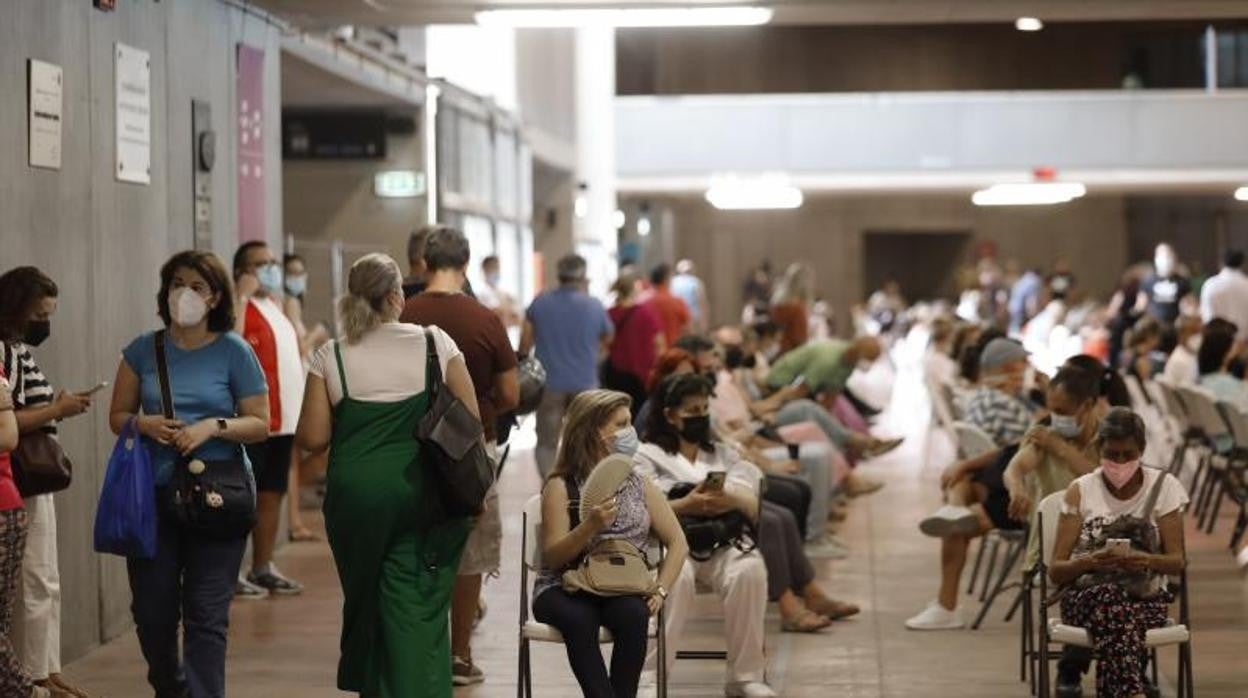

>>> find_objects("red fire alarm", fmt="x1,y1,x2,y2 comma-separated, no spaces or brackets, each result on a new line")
94,0,116,11
1032,166,1057,181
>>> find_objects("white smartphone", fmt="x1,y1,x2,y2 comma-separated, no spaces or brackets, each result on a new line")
82,381,110,395
1105,538,1132,555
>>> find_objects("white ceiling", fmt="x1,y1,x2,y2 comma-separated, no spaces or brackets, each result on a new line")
254,0,1248,29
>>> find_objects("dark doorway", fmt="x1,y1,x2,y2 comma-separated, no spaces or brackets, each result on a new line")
863,230,972,303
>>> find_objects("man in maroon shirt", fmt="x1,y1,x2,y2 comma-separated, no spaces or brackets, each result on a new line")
400,226,519,686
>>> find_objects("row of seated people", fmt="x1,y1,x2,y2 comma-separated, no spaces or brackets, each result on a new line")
532,325,906,697
917,329,1189,697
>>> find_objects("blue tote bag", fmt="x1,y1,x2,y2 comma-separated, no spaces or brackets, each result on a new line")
93,418,157,559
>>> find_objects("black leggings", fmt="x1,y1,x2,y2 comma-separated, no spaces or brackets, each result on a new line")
763,474,812,541
532,588,649,698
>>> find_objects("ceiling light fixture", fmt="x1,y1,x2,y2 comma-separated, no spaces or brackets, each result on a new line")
971,182,1086,206
1236,186,1248,201
706,174,803,210
1015,17,1043,32
475,6,774,28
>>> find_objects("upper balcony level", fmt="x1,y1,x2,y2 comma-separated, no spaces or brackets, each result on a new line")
615,89,1248,192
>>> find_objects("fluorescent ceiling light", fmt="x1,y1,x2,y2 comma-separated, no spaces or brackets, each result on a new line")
1236,186,1248,201
475,6,773,28
706,174,803,210
1015,17,1043,31
972,182,1086,206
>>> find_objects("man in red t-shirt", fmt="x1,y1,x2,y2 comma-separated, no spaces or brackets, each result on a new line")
400,227,518,686
647,263,691,345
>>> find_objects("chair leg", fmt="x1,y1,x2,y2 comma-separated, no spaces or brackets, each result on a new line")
1184,641,1194,698
1207,476,1227,534
517,639,528,698
1150,647,1159,687
1229,504,1247,551
972,540,1023,629
980,538,1001,602
967,537,987,595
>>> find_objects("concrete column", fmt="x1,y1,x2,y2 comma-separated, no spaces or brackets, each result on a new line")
574,26,618,298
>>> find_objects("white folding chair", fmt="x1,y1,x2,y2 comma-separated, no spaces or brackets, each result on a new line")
1175,385,1230,530
517,495,667,698
1152,379,1207,487
1034,483,1194,697
952,421,996,459
1212,402,1248,549
1125,376,1174,465
949,422,1022,601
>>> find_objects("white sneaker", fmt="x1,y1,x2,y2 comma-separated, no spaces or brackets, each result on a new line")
804,535,849,559
725,681,778,697
904,601,965,631
1237,545,1248,571
918,505,980,538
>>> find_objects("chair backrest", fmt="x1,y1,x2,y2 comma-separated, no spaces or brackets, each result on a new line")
1153,379,1192,431
1217,401,1248,447
1037,490,1067,567
926,378,957,430
523,494,544,570
1122,373,1149,410
952,421,997,459
1175,384,1228,439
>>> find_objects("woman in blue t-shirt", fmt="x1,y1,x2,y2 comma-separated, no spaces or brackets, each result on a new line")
107,250,269,698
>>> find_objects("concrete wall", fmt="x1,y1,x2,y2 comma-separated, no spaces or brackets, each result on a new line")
620,193,1129,333
0,0,283,661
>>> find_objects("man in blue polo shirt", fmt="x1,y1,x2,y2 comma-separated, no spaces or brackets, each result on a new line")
520,254,613,476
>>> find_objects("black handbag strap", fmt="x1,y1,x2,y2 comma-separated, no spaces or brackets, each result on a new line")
423,328,443,400
564,476,582,529
332,340,350,399
154,330,175,419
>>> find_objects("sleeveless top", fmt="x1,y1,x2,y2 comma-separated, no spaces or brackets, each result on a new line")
534,472,651,600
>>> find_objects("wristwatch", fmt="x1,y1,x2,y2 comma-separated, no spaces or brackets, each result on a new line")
216,418,228,432
655,585,668,599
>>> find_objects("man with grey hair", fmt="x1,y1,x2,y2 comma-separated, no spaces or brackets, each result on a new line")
401,225,519,685
520,254,614,476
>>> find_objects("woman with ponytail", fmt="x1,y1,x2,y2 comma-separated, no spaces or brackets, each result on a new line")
295,253,481,697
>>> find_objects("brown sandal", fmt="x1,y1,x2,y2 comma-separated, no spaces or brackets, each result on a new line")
780,608,832,633
806,597,860,620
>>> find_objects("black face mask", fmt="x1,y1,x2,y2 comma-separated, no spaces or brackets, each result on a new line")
23,320,50,347
679,415,711,444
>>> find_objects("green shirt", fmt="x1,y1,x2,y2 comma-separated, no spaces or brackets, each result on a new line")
1017,431,1100,569
765,339,852,395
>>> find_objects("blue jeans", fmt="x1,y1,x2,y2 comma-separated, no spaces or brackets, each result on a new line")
127,507,246,698
774,399,851,448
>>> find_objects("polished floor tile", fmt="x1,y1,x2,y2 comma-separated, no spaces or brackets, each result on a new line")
66,362,1248,696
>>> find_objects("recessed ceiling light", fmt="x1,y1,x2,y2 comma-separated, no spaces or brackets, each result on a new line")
705,173,803,210
1015,17,1043,32
475,6,773,28
1235,186,1248,201
972,182,1085,206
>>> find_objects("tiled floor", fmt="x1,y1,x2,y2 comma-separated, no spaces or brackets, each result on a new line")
66,361,1248,697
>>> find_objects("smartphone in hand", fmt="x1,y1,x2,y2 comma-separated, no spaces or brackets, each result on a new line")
1105,538,1132,556
81,381,110,396
702,471,726,492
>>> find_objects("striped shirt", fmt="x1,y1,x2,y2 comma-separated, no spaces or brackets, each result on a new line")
965,385,1032,447
3,342,56,435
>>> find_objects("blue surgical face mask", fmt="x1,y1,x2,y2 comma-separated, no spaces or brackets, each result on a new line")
285,274,307,297
612,426,640,457
1051,413,1081,439
256,263,283,294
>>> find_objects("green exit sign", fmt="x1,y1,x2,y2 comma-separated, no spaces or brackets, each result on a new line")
374,170,426,199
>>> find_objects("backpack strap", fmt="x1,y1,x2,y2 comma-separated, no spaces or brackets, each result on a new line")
331,340,350,399
154,330,175,419
423,328,443,400
1141,466,1170,518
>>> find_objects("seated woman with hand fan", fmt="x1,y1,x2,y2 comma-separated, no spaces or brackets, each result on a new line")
535,390,688,698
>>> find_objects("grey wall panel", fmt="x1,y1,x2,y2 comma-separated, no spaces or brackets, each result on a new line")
0,0,282,662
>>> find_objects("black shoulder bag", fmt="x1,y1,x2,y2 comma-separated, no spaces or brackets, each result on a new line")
155,331,257,539
3,342,72,497
667,481,758,562
415,328,495,519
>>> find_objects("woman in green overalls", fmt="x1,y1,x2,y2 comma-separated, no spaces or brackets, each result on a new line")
296,253,480,697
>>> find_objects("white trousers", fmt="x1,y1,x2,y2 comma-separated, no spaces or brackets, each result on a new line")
18,494,61,679
647,548,768,684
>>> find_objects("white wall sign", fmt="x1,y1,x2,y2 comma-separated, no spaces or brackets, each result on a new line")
373,170,426,198
115,42,151,184
28,59,63,170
